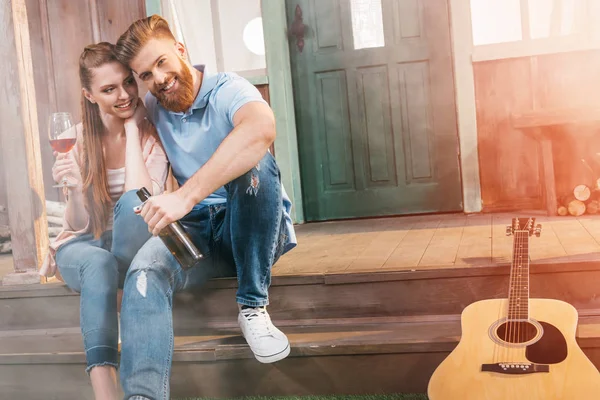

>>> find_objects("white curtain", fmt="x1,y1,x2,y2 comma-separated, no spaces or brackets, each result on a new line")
159,0,265,75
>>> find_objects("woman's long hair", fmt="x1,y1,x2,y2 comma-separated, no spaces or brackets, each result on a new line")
79,42,118,238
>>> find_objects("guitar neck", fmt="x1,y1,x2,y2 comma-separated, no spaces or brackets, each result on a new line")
508,230,530,320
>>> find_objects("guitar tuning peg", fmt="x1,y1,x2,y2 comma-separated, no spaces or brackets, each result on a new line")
534,224,542,237
506,225,512,236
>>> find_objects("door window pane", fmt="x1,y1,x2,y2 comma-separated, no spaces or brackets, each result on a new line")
350,0,385,49
470,0,522,45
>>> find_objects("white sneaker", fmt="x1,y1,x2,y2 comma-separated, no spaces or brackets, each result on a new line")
238,307,290,363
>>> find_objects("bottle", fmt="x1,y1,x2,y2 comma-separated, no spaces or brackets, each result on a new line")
136,187,204,269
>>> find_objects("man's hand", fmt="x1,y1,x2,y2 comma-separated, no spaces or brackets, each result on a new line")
137,191,192,236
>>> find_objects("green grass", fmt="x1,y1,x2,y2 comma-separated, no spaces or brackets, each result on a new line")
177,395,428,400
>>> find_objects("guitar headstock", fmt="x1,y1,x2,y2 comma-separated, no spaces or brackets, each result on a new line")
505,217,542,237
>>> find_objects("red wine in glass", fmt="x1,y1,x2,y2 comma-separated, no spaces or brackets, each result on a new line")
48,112,77,189
49,138,76,153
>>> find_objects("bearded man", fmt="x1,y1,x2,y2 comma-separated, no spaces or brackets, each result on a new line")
114,15,296,399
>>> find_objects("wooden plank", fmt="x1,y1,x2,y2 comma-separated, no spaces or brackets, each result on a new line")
345,219,414,272
0,254,13,279
26,0,60,202
8,263,600,333
474,59,542,212
526,215,568,262
45,0,94,121
0,0,47,280
551,218,600,255
578,217,600,247
419,215,466,266
302,219,379,274
490,213,514,264
535,51,600,110
0,351,446,399
448,0,482,213
512,107,600,129
540,135,558,215
262,0,304,223
0,320,461,359
381,217,442,269
454,214,492,267
0,146,6,226
96,0,145,43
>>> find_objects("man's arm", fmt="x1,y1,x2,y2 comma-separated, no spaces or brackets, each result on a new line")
139,101,276,235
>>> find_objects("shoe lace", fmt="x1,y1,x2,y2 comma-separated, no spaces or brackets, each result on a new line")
242,308,273,338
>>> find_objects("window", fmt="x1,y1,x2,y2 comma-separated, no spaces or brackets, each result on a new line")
470,0,600,60
350,0,385,49
471,0,586,45
470,0,522,45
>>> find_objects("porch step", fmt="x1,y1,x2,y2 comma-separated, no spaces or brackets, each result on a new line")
4,263,600,333
2,314,600,399
0,316,459,399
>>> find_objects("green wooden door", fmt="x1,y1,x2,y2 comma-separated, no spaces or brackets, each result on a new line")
286,0,462,221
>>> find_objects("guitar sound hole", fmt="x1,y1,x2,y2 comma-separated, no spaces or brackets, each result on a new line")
496,321,538,344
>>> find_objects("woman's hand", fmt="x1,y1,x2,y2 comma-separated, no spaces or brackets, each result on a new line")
51,151,82,187
124,99,147,133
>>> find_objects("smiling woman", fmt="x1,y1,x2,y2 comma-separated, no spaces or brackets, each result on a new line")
38,41,169,400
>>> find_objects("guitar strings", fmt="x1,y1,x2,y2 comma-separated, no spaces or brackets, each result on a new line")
494,220,533,367
510,232,516,363
507,227,519,363
516,229,523,362
508,224,528,364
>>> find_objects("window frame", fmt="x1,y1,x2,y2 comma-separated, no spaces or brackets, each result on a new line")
471,0,600,61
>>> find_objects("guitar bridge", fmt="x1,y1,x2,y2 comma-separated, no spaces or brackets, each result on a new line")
481,363,549,374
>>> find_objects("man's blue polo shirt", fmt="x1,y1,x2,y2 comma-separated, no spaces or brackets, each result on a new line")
145,65,296,254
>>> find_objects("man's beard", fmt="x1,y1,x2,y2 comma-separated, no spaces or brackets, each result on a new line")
151,58,195,113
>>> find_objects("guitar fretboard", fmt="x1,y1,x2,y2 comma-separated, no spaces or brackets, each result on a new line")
508,231,529,320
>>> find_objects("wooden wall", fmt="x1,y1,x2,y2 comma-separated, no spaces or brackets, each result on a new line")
0,159,6,225
475,50,600,211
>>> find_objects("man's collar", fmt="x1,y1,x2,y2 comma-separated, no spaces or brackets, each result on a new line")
191,64,218,111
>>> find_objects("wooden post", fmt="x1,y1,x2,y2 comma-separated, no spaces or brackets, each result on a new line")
0,0,48,285
262,0,305,223
540,135,558,216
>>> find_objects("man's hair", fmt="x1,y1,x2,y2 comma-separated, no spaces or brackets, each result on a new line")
114,14,175,66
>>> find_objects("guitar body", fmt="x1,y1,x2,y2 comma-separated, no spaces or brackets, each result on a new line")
428,298,600,400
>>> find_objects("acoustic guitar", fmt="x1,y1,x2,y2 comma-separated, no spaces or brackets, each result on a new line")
428,217,600,399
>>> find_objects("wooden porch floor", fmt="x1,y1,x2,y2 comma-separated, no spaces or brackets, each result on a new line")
273,212,600,275
5,211,600,282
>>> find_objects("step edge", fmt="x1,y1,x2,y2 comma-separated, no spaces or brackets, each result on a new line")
4,260,600,298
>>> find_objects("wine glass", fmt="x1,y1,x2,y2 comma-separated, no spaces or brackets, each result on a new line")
48,112,77,188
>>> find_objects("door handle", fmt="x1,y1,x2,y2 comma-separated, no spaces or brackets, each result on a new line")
289,4,307,52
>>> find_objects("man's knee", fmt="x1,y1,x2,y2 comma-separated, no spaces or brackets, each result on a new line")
126,237,179,283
